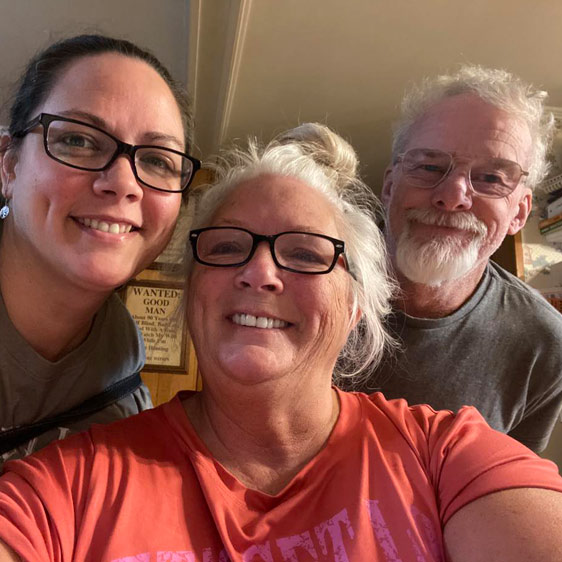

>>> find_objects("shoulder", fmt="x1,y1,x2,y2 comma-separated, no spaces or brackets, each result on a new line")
3,398,179,479
78,397,178,456
487,262,562,327
348,390,479,445
0,399,186,561
359,388,453,419
70,381,154,429
94,293,145,350
355,390,534,462
352,391,562,523
84,293,146,381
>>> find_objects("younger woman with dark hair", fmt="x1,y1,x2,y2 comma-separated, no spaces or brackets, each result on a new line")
0,34,199,466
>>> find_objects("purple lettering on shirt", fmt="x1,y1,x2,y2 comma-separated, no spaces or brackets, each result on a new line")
405,530,427,562
364,499,403,562
112,551,232,562
157,552,196,561
276,531,318,561
314,508,354,562
112,554,151,562
409,506,441,561
242,543,274,561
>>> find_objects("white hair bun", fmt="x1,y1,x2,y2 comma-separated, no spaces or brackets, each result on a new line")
276,123,359,190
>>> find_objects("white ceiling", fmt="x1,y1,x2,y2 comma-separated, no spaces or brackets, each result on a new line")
189,0,562,194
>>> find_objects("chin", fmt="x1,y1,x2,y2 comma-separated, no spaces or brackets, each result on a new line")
71,263,138,294
217,345,289,386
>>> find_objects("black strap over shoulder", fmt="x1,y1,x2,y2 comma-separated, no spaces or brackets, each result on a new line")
0,372,143,456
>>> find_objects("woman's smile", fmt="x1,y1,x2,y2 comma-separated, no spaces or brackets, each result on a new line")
231,313,290,329
74,216,138,234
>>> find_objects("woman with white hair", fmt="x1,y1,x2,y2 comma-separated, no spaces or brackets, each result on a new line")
0,123,561,561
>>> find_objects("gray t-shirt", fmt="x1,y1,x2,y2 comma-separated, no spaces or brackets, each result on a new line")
345,262,562,453
0,290,152,467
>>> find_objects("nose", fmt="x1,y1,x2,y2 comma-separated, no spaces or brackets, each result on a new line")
234,242,284,293
92,155,144,201
430,166,473,212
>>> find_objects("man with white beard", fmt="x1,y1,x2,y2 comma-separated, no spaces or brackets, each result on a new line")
346,66,562,453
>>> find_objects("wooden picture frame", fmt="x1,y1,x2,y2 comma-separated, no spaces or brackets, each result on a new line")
121,280,188,373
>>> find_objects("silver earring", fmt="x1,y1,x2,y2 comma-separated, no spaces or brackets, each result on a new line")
0,202,9,220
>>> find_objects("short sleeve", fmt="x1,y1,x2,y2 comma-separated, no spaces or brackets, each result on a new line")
425,406,562,524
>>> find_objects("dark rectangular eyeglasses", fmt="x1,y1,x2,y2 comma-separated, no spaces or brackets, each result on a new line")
189,226,346,274
13,112,201,193
396,147,529,198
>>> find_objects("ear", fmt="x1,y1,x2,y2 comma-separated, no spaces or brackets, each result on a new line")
0,134,18,199
381,165,394,208
507,187,532,235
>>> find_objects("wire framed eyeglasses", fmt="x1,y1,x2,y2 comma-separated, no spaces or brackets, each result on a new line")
396,147,529,198
14,112,201,193
189,226,347,275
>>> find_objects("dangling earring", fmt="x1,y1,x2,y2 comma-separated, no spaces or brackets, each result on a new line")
0,200,9,220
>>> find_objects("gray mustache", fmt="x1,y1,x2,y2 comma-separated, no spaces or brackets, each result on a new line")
406,209,487,237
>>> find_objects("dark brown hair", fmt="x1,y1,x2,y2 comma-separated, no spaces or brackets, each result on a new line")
7,34,193,151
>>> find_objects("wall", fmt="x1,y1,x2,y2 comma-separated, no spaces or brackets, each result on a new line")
0,0,190,123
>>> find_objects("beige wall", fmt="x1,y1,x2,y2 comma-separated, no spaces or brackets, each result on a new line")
0,0,190,124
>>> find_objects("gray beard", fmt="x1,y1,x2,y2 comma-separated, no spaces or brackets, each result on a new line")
393,209,488,287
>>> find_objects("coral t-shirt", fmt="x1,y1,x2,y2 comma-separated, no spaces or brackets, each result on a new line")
0,389,561,561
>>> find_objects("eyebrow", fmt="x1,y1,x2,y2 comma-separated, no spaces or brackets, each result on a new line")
218,219,324,233
56,109,184,150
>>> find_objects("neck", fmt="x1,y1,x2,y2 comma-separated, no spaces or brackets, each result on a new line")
393,261,487,318
0,232,111,361
183,374,339,495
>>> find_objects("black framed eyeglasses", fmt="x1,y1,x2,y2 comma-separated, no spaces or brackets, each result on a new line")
13,113,201,193
396,147,529,198
189,226,346,275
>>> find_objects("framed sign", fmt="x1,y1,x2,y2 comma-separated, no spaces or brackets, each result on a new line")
121,280,188,373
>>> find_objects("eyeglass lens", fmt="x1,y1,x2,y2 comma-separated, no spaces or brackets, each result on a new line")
401,148,524,198
195,228,338,273
45,119,193,192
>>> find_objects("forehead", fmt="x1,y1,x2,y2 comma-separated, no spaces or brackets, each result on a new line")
211,174,341,235
39,53,184,142
405,93,532,165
